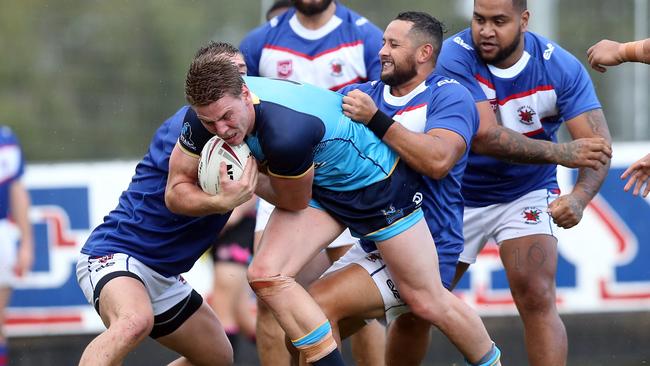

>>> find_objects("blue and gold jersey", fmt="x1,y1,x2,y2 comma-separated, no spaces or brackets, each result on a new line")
243,76,399,191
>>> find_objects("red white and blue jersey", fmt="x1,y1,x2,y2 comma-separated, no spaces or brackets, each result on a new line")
239,2,382,91
436,29,601,207
0,126,25,220
339,74,478,265
81,107,231,277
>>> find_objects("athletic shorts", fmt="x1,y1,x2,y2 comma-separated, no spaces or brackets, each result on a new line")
0,220,18,287
460,188,560,264
310,161,424,242
210,216,255,265
324,241,456,324
76,253,203,338
255,198,356,249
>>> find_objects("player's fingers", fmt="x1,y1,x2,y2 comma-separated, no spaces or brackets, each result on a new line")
621,164,638,179
623,173,638,192
643,181,650,197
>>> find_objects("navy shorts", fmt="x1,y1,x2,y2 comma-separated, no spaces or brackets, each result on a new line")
310,161,425,242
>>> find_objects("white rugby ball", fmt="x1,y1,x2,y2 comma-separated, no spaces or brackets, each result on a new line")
198,136,251,195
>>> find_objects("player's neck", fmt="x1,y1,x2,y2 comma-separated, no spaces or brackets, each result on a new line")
296,2,337,30
389,70,430,97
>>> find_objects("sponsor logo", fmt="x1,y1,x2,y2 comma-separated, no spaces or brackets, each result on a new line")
543,43,555,60
381,205,404,225
412,192,423,206
522,207,542,224
386,279,401,300
314,161,326,169
517,105,537,125
453,36,474,51
436,78,459,87
277,60,292,78
329,59,344,77
180,122,195,149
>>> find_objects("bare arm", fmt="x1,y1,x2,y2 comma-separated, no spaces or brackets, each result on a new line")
587,38,650,73
471,101,611,169
165,143,258,216
342,89,466,179
548,109,612,228
255,167,314,211
10,180,33,277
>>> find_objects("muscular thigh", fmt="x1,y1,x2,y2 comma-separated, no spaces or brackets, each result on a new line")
252,206,344,277
499,234,558,286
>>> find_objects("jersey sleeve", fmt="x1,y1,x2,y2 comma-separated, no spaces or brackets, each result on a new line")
426,81,479,148
551,47,602,120
0,127,25,182
177,107,215,158
257,102,325,178
239,25,267,77
435,39,488,102
359,20,383,80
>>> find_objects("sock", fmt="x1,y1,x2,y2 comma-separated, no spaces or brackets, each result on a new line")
0,342,7,366
311,349,345,366
467,343,501,366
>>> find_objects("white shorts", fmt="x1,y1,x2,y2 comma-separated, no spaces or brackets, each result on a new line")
323,243,409,324
0,220,18,287
77,253,193,315
460,188,559,264
255,198,355,248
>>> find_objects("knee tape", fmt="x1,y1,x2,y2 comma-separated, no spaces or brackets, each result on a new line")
249,274,296,297
291,321,338,363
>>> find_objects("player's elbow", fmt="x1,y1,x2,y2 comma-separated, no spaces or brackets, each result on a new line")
420,159,453,180
164,190,184,214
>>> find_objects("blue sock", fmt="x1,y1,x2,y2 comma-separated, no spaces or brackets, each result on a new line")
467,343,501,366
0,342,7,366
312,349,345,366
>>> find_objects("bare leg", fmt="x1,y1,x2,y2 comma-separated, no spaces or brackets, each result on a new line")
160,301,233,366
500,234,566,366
79,277,154,366
377,219,494,363
385,313,431,366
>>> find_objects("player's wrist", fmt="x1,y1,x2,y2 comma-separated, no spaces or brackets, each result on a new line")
366,110,394,139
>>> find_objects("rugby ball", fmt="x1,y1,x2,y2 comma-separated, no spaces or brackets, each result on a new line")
198,136,251,195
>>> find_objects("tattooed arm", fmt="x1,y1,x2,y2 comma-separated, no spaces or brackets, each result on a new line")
548,108,612,228
471,101,612,169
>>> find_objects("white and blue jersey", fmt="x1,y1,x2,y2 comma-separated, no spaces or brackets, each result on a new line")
339,74,479,288
0,126,25,220
239,2,382,91
80,107,231,277
436,29,601,207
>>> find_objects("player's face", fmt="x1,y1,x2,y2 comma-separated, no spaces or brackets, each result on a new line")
471,0,528,68
292,0,332,16
379,20,418,87
194,86,254,146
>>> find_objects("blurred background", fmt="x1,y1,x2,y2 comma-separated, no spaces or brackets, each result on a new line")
1,0,649,365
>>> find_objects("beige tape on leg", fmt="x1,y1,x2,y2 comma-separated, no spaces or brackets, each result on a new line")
294,329,338,363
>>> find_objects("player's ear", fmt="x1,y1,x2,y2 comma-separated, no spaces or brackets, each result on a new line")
520,9,529,32
241,84,251,100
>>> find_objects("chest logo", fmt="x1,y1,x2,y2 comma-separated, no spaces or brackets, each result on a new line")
277,60,293,78
329,59,344,77
517,105,537,125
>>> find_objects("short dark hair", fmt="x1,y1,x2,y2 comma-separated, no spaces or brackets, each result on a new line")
395,11,446,60
266,0,292,20
194,41,241,59
185,48,243,107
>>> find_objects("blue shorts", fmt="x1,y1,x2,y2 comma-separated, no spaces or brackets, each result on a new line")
310,161,424,242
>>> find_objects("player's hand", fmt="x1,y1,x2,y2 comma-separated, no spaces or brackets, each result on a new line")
342,89,378,124
548,194,586,229
587,39,624,73
217,156,258,210
621,153,650,197
13,239,34,277
557,138,612,169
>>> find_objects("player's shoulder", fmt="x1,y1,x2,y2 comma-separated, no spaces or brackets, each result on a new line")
441,29,476,56
338,79,380,96
426,74,471,98
525,32,580,67
241,12,290,45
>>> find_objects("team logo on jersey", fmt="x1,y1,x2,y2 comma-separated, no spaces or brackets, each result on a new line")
329,59,344,77
517,106,537,125
412,192,423,207
277,60,293,78
522,207,542,224
180,122,195,149
543,43,555,60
